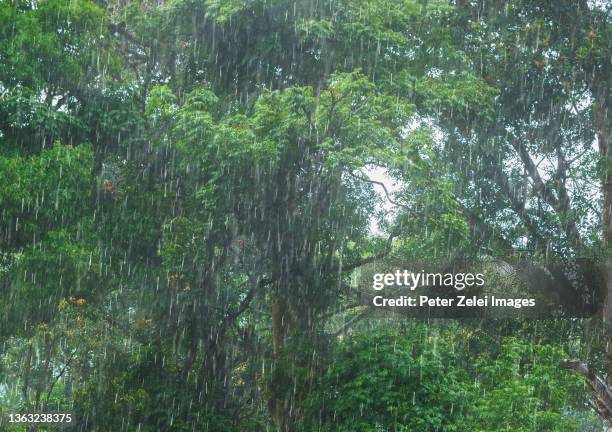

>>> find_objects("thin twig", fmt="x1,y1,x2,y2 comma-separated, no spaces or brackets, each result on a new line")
349,171,412,211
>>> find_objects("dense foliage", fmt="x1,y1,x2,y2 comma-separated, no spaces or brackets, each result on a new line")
0,0,610,431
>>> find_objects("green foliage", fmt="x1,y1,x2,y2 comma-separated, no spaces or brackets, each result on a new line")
468,338,584,431
0,0,609,431
304,325,589,431
0,143,93,249
303,324,472,431
0,0,108,88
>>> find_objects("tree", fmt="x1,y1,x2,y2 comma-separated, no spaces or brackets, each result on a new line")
0,1,609,431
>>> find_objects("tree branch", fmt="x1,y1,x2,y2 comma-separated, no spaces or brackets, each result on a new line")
43,350,76,409
560,359,612,423
484,154,548,249
511,137,584,249
348,171,412,212
223,276,275,322
331,224,401,273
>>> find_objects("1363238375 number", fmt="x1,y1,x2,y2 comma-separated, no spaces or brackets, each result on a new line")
7,412,73,423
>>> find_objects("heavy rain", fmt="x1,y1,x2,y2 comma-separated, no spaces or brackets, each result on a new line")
0,0,610,431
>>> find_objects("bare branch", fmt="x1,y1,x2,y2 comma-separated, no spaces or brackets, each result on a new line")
348,171,412,212
43,350,76,409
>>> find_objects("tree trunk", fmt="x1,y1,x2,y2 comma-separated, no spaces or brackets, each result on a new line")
561,360,612,423
269,295,296,432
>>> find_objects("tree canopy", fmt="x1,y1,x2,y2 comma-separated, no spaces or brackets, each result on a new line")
0,1,610,431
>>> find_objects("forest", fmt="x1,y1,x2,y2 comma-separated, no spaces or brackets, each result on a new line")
0,0,610,431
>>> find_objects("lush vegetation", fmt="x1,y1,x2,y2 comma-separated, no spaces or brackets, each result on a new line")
0,0,610,431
